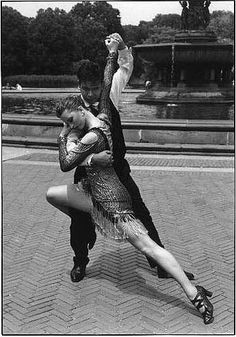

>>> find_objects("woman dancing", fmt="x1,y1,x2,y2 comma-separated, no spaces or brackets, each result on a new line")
46,36,214,325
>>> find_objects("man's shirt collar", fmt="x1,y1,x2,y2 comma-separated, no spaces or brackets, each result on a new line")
81,96,99,108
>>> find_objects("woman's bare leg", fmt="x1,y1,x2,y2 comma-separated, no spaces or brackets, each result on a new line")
127,233,197,300
47,185,195,297
46,184,92,216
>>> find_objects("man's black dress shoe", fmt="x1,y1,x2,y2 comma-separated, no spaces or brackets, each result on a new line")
70,263,86,282
157,267,194,280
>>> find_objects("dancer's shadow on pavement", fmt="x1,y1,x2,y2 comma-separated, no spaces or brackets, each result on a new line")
88,245,196,315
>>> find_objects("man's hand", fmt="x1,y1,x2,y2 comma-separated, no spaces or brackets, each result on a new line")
107,33,126,50
91,150,113,167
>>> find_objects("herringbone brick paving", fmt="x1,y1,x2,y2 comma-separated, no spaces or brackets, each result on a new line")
7,152,235,168
2,152,234,334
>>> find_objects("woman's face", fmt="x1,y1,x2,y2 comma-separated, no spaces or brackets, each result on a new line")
60,106,87,130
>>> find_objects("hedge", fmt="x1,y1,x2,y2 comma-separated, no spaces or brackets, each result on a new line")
2,75,78,88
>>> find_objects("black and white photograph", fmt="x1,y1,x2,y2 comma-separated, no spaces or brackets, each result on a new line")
2,0,234,334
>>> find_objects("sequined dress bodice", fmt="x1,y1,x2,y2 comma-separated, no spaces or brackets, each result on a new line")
85,120,133,215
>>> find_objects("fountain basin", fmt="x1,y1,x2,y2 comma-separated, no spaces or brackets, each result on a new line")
134,43,233,65
133,41,234,105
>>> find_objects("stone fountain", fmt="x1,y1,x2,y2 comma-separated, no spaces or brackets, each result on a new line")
133,0,234,110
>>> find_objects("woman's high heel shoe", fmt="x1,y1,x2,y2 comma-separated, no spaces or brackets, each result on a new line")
191,285,214,324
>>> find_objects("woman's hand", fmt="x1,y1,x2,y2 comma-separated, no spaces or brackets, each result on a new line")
59,123,72,138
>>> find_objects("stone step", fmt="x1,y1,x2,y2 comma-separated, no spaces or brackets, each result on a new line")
2,136,234,154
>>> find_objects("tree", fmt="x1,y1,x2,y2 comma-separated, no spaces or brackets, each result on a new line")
27,8,75,74
2,6,29,77
143,26,178,44
136,14,181,46
152,14,181,29
123,25,148,46
208,10,234,43
92,1,123,35
69,8,107,69
70,1,123,69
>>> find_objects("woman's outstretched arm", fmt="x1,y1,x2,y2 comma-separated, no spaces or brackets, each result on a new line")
99,38,118,125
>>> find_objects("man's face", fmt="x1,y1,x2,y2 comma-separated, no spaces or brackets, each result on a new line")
79,80,102,105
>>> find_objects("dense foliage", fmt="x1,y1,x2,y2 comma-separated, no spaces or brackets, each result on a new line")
124,10,234,45
3,74,78,88
2,2,234,86
2,7,29,76
207,10,234,43
2,2,123,79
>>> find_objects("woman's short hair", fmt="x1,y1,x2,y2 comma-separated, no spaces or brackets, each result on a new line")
56,95,83,118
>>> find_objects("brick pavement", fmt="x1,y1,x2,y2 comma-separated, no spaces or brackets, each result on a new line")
2,149,234,335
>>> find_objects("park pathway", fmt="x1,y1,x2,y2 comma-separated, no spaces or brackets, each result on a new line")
2,147,234,334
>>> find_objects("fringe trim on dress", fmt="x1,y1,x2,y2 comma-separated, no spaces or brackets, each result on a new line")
91,198,148,242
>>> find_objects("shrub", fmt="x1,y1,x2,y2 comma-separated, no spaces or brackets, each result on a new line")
2,74,78,88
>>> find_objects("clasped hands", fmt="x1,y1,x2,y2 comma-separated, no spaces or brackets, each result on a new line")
105,32,126,52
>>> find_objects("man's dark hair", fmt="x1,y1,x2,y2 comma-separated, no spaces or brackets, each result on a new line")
76,59,103,84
